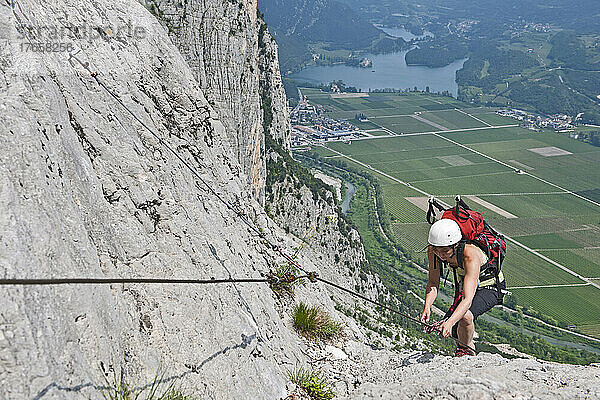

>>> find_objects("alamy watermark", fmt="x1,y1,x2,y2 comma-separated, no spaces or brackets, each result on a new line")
15,21,148,53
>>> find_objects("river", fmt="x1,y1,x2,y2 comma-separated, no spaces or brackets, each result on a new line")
341,181,356,215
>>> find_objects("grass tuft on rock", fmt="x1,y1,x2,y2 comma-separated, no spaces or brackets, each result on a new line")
292,302,343,339
287,365,335,400
100,365,197,400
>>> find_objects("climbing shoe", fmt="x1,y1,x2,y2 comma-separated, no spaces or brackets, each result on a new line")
455,344,476,357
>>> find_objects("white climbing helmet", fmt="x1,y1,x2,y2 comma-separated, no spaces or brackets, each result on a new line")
428,219,462,247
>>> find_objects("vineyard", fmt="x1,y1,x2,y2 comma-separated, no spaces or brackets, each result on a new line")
511,286,600,326
420,110,488,129
471,112,516,126
539,250,600,278
513,233,582,250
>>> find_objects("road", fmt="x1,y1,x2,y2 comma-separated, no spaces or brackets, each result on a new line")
330,124,520,143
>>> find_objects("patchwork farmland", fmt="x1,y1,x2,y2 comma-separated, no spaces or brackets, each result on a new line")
296,89,600,338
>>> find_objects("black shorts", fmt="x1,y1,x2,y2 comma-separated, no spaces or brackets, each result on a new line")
452,281,505,338
470,280,506,319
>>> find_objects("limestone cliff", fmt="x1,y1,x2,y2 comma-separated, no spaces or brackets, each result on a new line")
257,16,291,153
0,0,329,398
1,1,599,399
143,0,290,203
264,149,374,297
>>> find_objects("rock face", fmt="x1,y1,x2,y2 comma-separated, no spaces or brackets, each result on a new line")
150,0,264,201
257,19,291,153
0,0,316,398
266,173,368,292
308,341,600,399
146,0,290,203
1,1,600,399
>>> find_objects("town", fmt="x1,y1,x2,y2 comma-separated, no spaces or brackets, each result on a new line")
290,96,364,146
290,99,579,149
496,108,575,131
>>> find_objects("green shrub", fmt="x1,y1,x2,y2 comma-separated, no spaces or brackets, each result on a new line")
287,366,335,400
269,263,305,297
292,302,343,339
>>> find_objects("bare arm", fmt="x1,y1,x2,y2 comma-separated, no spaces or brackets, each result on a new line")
421,246,441,322
445,245,481,326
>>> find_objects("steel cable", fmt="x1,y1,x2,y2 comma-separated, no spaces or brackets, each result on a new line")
0,277,270,285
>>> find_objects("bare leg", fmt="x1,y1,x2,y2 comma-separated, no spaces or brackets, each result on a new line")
457,310,475,350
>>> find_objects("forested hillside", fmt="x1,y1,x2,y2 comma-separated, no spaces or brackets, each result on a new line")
259,0,409,72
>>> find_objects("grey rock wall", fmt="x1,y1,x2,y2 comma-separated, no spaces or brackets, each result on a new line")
0,1,322,398
144,0,264,200
267,176,367,291
258,19,291,152
308,342,600,399
146,0,291,204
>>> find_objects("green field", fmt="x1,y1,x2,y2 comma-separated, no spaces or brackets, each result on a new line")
444,129,600,192
478,194,600,221
439,126,533,144
539,250,600,278
579,324,600,338
502,246,585,287
367,130,390,136
420,110,488,130
381,184,428,224
491,216,584,236
511,285,600,326
350,120,380,130
378,162,509,183
298,91,600,335
301,90,470,120
416,171,557,196
473,112,517,126
370,115,441,134
513,233,583,250
391,222,431,255
306,146,339,158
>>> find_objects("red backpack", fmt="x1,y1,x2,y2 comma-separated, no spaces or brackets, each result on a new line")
427,196,506,293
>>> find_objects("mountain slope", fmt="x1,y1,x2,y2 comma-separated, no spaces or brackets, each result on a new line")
0,0,358,397
259,0,383,49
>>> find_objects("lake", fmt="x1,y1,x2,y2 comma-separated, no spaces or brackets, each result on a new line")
378,26,434,41
289,50,467,97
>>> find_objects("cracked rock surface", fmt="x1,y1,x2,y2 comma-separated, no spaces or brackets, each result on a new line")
305,341,600,399
0,0,315,398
